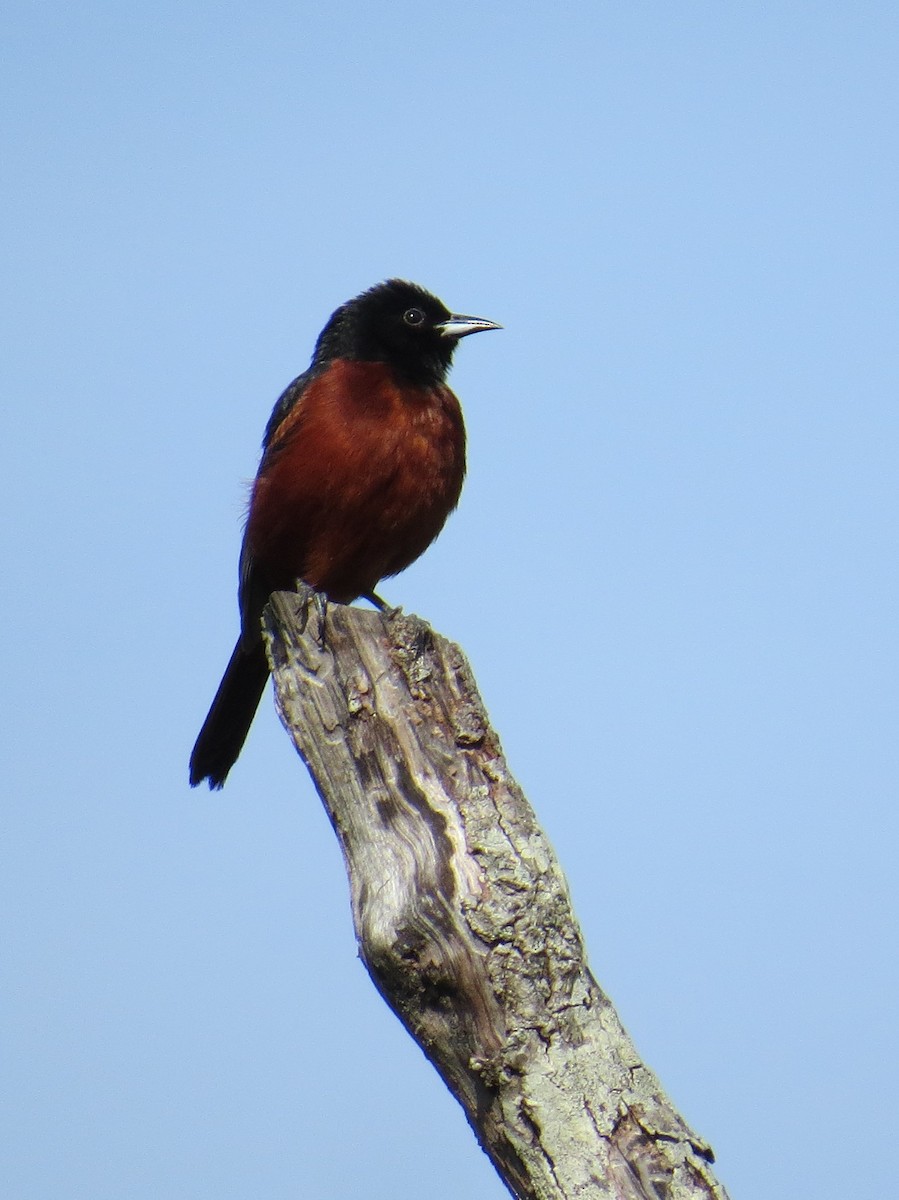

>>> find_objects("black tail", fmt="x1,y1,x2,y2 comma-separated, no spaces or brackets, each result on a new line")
189,638,271,789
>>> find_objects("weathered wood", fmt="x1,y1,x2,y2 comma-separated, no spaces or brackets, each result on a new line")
263,587,731,1200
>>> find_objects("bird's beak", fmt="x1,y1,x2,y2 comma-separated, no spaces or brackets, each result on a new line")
435,313,503,339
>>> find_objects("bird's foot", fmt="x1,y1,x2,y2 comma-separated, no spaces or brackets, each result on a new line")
297,582,328,647
364,591,403,620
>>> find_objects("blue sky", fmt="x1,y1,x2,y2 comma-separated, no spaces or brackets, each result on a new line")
3,4,897,1197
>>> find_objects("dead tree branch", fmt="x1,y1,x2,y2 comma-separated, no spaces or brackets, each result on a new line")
263,587,731,1200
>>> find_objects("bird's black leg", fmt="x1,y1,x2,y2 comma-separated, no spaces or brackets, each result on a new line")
312,589,328,646
364,591,402,619
297,581,329,647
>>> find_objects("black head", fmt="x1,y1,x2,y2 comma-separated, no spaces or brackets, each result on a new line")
311,279,501,385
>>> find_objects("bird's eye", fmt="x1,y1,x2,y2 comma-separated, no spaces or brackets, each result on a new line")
403,307,425,327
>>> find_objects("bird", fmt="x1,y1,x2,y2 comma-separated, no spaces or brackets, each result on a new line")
189,279,501,789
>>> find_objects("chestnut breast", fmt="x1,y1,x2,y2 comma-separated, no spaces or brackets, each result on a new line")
245,359,466,602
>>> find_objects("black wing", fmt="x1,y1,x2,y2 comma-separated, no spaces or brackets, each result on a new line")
261,367,315,451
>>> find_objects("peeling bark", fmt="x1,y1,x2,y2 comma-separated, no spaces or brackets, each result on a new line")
263,587,731,1200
